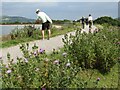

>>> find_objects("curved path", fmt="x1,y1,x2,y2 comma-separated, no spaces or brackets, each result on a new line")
1,25,98,64
1,31,75,64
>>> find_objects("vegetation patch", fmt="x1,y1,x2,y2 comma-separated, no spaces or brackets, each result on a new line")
1,25,119,88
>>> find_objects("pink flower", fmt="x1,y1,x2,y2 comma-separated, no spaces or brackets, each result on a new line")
5,65,9,68
34,51,37,56
42,88,46,90
116,42,120,45
6,70,12,74
97,77,100,81
39,48,45,54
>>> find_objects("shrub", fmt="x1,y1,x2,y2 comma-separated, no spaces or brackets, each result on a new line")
1,43,83,88
62,26,119,73
94,16,120,26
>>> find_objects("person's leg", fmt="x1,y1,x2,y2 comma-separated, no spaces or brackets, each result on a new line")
42,23,45,40
47,22,51,40
48,29,51,40
41,30,45,40
89,21,92,33
83,23,85,29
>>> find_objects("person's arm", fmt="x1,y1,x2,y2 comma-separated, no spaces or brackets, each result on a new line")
36,15,42,24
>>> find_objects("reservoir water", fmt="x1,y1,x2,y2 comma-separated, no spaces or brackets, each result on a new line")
0,24,42,36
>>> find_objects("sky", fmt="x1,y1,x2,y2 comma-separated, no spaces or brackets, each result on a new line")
1,0,120,2
1,2,119,20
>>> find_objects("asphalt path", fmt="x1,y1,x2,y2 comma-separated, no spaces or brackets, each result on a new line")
1,25,97,64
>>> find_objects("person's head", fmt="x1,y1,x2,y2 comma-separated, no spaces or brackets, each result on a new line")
89,14,91,16
36,9,40,14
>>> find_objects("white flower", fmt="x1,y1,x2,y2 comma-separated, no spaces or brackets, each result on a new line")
24,58,28,63
35,68,39,72
66,62,71,67
6,70,12,74
62,52,67,57
53,60,59,64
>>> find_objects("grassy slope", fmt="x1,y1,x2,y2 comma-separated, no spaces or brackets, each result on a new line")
1,24,78,48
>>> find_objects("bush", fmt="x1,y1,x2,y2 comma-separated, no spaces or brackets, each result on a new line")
1,43,83,88
94,16,120,26
1,25,119,88
62,26,119,73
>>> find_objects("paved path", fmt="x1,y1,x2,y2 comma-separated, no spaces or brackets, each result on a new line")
81,25,98,34
1,31,76,64
1,25,98,64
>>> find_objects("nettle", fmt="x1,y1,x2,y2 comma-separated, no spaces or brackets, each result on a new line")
62,27,119,73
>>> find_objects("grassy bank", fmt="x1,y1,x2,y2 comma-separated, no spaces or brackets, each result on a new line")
1,23,80,48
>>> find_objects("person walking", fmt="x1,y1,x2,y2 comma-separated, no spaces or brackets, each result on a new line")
81,16,85,29
36,9,52,40
88,14,93,33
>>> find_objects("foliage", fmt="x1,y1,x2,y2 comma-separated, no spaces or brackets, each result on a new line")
62,25,119,73
1,41,118,88
94,16,120,26
1,25,119,88
52,19,72,25
1,43,82,88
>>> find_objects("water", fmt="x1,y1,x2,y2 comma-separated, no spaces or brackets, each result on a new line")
0,24,42,36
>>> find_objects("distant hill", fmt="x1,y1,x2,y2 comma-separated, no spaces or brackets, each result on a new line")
0,16,35,24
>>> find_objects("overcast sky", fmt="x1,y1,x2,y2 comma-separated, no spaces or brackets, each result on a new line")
1,0,119,2
1,2,118,20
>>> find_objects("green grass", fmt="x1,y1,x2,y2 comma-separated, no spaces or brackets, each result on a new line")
1,38,35,48
47,47,118,88
74,64,118,88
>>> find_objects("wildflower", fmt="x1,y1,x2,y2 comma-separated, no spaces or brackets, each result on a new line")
42,88,46,90
39,48,45,54
53,60,59,64
97,77,100,81
34,51,37,56
66,62,71,67
6,70,12,74
35,68,39,72
116,42,120,45
5,65,9,68
62,52,67,57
